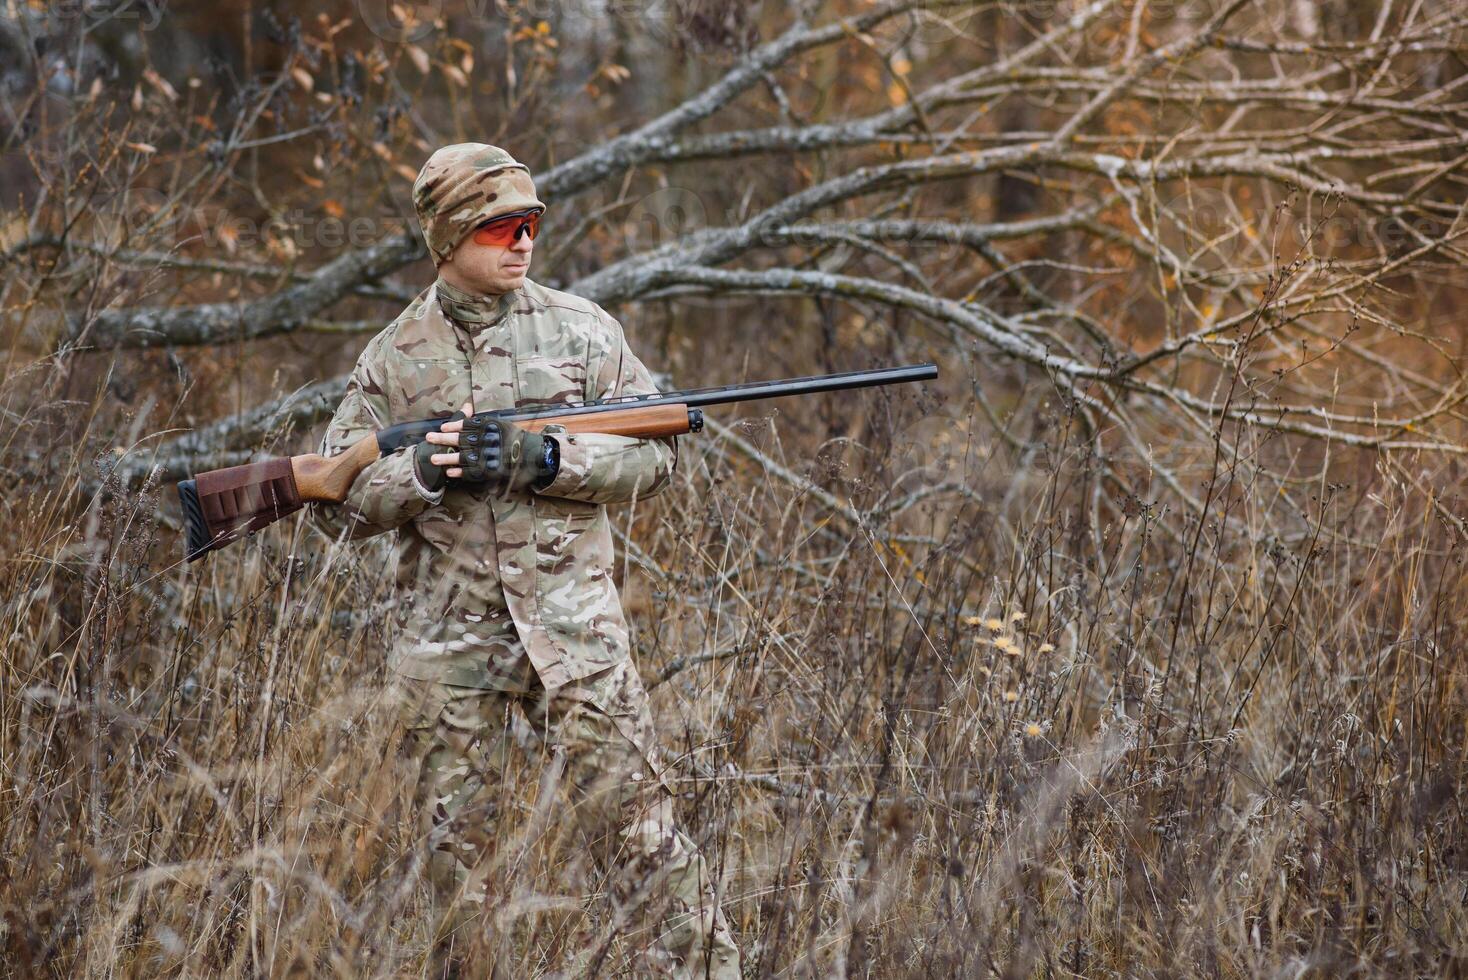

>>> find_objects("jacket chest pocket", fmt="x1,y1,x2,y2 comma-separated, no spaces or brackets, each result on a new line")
396,359,469,418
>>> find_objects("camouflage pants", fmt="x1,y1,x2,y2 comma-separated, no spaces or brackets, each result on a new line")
394,657,740,978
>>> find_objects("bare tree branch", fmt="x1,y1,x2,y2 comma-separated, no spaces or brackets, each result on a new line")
67,232,424,349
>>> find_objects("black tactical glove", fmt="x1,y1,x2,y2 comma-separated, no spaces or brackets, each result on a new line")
456,414,558,493
413,438,450,494
412,409,472,494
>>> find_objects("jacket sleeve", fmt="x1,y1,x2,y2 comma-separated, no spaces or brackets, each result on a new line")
308,331,443,543
532,312,678,506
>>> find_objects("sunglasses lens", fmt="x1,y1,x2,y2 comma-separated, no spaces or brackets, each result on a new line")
472,218,515,246
473,211,542,246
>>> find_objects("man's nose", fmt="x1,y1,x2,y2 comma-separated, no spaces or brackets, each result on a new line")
510,231,534,254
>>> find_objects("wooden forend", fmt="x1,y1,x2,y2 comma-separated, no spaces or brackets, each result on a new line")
518,403,691,438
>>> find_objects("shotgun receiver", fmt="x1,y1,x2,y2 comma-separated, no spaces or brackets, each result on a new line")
176,362,938,562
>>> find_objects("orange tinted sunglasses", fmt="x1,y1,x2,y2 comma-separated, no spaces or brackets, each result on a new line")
472,208,543,246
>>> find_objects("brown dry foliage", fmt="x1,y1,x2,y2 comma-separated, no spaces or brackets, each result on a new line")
2,0,1467,976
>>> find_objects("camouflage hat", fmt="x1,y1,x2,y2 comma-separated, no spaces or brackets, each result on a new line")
412,143,545,265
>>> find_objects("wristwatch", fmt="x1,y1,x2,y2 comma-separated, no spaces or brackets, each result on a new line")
535,436,560,489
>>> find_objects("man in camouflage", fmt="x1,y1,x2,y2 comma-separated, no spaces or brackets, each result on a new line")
309,143,740,977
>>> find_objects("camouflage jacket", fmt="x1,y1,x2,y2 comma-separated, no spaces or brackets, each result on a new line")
309,277,677,690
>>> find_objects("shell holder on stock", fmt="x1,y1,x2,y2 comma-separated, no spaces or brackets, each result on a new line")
176,457,304,562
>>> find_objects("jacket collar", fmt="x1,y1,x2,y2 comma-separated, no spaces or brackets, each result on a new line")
434,275,520,333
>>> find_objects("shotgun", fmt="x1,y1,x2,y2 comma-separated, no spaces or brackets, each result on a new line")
176,362,938,561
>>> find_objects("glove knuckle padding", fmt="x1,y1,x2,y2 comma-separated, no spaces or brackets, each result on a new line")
458,437,485,481
437,414,545,492
453,415,509,484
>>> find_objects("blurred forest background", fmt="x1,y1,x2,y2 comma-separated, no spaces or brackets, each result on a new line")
2,0,1467,975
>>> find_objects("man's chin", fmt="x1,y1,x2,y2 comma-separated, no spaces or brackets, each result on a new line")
458,267,528,295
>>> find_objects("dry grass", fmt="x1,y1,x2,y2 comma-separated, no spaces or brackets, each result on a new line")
2,326,1466,976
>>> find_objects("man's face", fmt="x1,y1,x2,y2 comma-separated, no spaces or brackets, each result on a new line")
438,212,537,295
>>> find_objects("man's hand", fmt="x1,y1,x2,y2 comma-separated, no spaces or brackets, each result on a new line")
423,399,557,494
411,399,474,493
